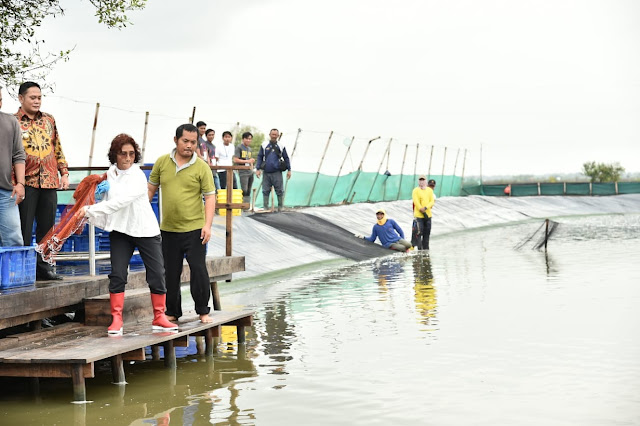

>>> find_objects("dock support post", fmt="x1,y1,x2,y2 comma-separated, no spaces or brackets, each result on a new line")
237,326,246,344
204,328,215,356
71,364,87,402
196,336,205,354
151,345,161,360
163,340,176,368
110,355,126,384
210,280,221,311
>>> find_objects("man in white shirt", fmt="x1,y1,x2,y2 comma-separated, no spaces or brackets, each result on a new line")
216,131,237,189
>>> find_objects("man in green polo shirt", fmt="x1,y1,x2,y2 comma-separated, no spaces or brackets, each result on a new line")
148,123,216,324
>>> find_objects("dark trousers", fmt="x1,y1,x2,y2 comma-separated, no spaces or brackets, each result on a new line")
109,231,165,294
218,171,238,190
262,171,284,196
238,172,254,205
416,217,432,250
19,186,57,275
161,229,210,319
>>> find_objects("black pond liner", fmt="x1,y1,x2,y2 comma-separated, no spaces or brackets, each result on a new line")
248,211,391,262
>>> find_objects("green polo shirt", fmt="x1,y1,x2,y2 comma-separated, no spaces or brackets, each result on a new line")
149,150,215,233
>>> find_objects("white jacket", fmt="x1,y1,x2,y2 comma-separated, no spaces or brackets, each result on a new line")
86,164,160,237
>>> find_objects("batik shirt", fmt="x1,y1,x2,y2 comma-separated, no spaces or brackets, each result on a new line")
15,107,68,189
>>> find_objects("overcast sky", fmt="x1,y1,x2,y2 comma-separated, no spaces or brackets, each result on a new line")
3,0,639,178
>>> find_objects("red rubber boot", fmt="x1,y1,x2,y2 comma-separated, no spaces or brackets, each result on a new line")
151,293,179,331
108,292,125,335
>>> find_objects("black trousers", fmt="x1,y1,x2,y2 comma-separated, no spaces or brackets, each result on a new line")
238,172,254,205
161,229,210,319
218,171,238,189
19,186,57,275
109,231,166,294
416,217,432,250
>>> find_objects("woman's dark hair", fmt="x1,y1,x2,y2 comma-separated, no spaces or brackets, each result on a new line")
108,133,142,165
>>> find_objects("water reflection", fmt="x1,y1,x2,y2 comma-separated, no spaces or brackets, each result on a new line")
2,214,639,425
256,301,294,376
411,254,438,326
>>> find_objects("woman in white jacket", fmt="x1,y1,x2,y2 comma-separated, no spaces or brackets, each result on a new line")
80,134,177,334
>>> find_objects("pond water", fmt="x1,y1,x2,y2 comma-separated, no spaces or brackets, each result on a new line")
1,214,639,425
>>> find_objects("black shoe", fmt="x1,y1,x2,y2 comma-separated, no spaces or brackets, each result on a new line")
36,271,64,281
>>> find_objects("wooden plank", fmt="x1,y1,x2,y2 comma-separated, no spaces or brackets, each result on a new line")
225,316,253,327
0,324,105,354
0,256,245,328
84,288,153,326
0,362,94,378
121,348,146,361
173,335,189,347
0,310,253,364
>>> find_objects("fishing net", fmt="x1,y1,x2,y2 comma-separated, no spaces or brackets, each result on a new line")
36,173,107,265
514,219,560,251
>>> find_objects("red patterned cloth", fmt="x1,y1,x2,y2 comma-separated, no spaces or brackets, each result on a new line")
36,174,106,265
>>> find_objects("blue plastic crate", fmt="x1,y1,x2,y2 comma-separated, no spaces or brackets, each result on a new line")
69,234,101,252
0,247,37,289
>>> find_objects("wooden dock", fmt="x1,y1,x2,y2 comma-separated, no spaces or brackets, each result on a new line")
0,256,253,402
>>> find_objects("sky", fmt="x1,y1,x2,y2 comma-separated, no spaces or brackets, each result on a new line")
2,0,639,178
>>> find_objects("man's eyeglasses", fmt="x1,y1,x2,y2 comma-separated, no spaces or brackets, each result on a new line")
117,151,136,158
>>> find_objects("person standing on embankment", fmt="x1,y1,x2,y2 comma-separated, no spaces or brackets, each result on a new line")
412,175,435,250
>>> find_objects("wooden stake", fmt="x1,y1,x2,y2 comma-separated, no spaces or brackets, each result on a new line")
413,143,419,179
328,136,354,204
141,111,149,163
439,147,447,198
189,107,196,124
344,136,380,203
449,148,460,197
459,149,468,196
397,144,409,200
87,103,100,171
307,131,333,206
283,128,301,206
367,138,392,202
427,145,434,179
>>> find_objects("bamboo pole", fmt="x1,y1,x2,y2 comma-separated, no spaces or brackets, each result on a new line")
449,148,460,197
459,149,468,196
413,143,419,179
141,111,149,163
366,138,392,202
344,136,380,203
480,143,483,186
328,136,354,204
307,131,333,206
382,139,393,201
189,107,196,124
87,103,100,171
439,147,447,198
397,144,409,200
427,145,434,179
283,128,302,206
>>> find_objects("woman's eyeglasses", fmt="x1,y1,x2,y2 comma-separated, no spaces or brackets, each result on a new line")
117,151,136,158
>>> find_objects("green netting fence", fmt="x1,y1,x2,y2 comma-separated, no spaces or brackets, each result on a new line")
466,182,640,197
255,172,462,208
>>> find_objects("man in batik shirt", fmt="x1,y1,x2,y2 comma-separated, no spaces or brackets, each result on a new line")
15,81,69,281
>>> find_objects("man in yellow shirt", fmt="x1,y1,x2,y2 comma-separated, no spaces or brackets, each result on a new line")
148,124,216,324
412,175,435,250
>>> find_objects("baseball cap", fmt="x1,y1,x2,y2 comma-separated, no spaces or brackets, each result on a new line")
418,175,426,180
428,179,436,186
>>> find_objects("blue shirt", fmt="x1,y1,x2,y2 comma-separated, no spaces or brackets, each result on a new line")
365,219,405,248
256,141,290,173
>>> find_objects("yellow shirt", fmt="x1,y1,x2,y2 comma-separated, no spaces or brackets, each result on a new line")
412,186,435,218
